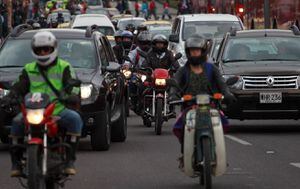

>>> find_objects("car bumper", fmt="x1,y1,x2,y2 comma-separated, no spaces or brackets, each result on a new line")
225,91,300,120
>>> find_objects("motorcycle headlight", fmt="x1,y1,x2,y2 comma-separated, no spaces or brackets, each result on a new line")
26,109,44,125
155,79,166,86
0,88,10,98
141,75,147,82
80,84,93,99
223,75,243,90
122,70,132,79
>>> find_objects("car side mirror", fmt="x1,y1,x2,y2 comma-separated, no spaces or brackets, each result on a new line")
169,34,179,43
106,62,121,72
174,53,182,60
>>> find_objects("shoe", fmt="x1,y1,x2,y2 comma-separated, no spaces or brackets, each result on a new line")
64,161,76,175
177,156,184,172
11,165,22,177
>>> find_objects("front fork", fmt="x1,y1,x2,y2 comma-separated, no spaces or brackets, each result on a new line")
151,90,168,117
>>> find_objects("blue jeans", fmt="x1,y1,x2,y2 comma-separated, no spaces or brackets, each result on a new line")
11,108,83,137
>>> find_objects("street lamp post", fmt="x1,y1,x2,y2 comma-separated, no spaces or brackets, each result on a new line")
264,0,270,28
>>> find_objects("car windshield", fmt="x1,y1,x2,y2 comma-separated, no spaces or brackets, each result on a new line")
0,39,97,69
182,21,242,40
87,0,103,6
149,27,172,38
86,9,108,15
118,19,145,30
222,37,300,63
73,26,114,36
48,12,71,23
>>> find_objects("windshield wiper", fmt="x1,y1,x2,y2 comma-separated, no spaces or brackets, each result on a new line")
258,58,300,61
0,65,23,68
223,59,254,63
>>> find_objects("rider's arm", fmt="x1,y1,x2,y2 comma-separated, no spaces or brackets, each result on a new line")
124,49,137,67
9,69,30,98
168,51,180,70
212,64,233,97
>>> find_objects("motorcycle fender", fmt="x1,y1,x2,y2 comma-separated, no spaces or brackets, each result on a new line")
196,130,211,163
183,109,196,177
28,138,43,145
210,109,227,176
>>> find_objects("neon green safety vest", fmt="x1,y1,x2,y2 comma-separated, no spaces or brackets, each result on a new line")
24,58,80,115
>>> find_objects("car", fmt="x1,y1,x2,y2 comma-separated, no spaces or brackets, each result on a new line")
117,17,146,31
142,20,171,27
87,0,103,8
71,14,115,36
142,20,172,37
106,8,120,17
111,14,133,29
47,9,72,26
86,7,110,18
217,27,300,120
207,38,223,63
0,25,127,150
169,14,244,66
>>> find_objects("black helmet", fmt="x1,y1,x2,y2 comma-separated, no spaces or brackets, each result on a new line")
114,30,123,38
126,24,136,32
137,31,152,51
184,36,207,58
152,34,168,54
137,24,148,32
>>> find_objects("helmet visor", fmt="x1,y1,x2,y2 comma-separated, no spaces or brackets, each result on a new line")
33,47,54,56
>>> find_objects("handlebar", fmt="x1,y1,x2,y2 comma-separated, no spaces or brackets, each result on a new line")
169,94,224,105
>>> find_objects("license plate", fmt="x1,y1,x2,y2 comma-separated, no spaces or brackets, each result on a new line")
259,92,282,104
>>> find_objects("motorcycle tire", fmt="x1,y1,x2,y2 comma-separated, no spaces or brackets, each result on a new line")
155,98,163,135
45,179,59,189
201,137,212,189
27,145,45,189
111,96,127,142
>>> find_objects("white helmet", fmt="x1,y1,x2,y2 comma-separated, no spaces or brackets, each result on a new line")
31,31,58,66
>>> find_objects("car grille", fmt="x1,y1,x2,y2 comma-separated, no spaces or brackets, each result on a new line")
243,76,299,90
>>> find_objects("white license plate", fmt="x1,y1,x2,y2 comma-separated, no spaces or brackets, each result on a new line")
260,92,282,104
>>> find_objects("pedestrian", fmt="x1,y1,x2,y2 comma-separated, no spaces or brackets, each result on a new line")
134,0,140,17
141,0,148,20
162,0,171,20
149,0,158,20
116,0,124,13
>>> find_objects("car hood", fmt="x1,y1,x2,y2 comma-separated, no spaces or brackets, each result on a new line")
0,68,97,88
221,61,300,76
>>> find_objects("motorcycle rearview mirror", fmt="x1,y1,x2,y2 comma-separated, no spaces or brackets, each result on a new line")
174,53,182,60
226,77,239,86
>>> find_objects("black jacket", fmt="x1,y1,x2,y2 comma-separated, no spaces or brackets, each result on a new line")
142,50,180,70
171,62,232,98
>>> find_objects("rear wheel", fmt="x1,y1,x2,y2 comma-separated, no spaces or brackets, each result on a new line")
201,137,212,189
91,105,111,151
27,145,45,189
155,98,163,135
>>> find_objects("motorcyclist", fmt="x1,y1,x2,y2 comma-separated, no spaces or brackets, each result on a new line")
126,23,136,34
2,31,83,177
57,12,65,24
113,30,124,64
134,24,148,44
170,36,236,168
142,34,180,71
113,30,135,64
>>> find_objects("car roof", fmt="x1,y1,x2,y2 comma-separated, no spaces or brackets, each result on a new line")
11,29,97,39
143,20,171,26
118,17,146,22
232,29,299,37
72,14,113,27
51,9,70,13
111,14,133,19
178,14,239,22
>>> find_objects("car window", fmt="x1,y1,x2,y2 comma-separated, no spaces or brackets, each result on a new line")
0,39,97,69
98,38,109,66
101,37,115,62
182,21,242,40
222,37,300,62
73,26,114,36
118,19,145,30
171,18,179,34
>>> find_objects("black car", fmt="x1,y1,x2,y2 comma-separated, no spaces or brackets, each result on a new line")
0,25,127,151
216,27,300,120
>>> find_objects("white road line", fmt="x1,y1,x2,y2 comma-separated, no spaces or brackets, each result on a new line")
225,135,252,146
290,163,300,168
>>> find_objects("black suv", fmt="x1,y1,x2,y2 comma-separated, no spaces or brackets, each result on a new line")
217,27,300,120
0,25,127,151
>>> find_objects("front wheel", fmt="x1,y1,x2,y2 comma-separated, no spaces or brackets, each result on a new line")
155,98,163,135
201,137,212,189
27,145,45,189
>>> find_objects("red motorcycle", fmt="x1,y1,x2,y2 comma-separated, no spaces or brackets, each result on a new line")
9,80,81,189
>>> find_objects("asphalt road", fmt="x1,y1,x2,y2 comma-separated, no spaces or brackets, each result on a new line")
1,113,300,189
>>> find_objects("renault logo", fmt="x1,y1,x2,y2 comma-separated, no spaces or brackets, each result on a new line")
266,76,275,86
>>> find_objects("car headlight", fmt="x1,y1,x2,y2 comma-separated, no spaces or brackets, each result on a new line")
223,75,243,90
0,88,10,98
26,109,44,125
141,75,147,82
122,70,132,79
155,79,166,86
80,84,93,99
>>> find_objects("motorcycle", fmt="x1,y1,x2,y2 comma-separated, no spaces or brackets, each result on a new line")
169,81,227,189
7,79,81,189
140,52,182,135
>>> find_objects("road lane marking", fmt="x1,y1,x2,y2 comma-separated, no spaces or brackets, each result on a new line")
290,163,300,168
225,135,252,146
